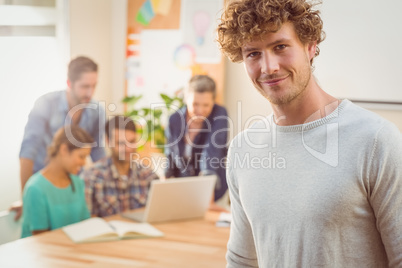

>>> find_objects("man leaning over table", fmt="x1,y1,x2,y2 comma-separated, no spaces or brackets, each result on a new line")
81,115,158,217
11,56,106,220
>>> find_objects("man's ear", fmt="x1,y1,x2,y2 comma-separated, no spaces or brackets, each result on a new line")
66,79,72,90
307,41,317,61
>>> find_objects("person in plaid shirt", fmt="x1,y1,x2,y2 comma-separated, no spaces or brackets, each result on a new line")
81,116,158,217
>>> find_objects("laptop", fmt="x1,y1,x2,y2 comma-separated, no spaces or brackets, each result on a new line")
122,175,217,223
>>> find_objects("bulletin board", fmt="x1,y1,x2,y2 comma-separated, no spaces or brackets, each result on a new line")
126,0,225,108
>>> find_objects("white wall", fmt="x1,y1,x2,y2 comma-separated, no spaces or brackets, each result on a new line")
0,37,66,211
0,2,67,211
69,0,126,115
314,0,402,103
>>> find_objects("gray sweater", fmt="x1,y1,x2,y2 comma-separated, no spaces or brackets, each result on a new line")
226,100,402,267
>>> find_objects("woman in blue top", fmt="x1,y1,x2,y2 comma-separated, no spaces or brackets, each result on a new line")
21,125,91,238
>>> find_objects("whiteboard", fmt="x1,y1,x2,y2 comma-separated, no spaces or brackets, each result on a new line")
314,0,402,108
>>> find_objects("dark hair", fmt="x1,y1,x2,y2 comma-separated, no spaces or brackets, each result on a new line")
217,0,325,64
47,125,94,159
68,56,98,83
186,75,216,99
105,116,136,138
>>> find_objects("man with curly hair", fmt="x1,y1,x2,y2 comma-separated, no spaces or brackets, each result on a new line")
217,0,402,267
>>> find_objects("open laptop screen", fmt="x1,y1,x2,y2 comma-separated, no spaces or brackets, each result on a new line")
122,175,217,223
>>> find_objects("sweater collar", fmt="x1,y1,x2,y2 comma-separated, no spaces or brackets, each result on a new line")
271,99,350,133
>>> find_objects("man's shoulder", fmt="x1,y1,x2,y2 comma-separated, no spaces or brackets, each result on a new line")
37,90,64,101
212,104,228,116
82,157,111,179
169,107,186,121
33,90,64,107
131,161,158,179
92,157,111,169
341,100,399,134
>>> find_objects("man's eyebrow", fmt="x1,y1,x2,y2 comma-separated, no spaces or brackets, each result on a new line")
242,46,258,54
242,38,291,53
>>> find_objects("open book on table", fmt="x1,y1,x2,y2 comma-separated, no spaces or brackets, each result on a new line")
62,217,164,243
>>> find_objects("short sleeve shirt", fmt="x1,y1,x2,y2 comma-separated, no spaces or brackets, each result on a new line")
21,172,90,238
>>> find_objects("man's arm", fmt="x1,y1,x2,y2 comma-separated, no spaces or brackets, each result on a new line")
89,103,106,162
368,123,402,266
201,106,229,200
20,158,34,190
226,145,258,268
19,94,52,187
164,116,178,178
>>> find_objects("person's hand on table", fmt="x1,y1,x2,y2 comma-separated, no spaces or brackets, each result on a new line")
209,202,229,212
9,200,23,221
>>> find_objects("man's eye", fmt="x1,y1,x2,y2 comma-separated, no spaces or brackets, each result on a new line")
275,44,287,50
247,52,260,58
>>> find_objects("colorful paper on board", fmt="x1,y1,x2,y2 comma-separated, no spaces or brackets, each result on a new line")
156,0,172,16
136,0,155,26
151,0,161,11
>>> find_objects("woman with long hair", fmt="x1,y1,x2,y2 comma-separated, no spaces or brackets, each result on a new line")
21,125,92,237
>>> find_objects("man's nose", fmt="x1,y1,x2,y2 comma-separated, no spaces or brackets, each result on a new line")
261,52,279,75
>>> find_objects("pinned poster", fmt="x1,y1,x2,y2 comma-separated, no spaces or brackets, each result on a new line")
154,0,173,16
181,0,223,63
131,30,192,107
136,0,155,26
136,0,173,26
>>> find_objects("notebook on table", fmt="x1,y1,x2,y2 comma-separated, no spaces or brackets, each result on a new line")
122,175,217,223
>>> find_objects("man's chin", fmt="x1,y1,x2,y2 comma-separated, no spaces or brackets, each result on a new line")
80,99,91,104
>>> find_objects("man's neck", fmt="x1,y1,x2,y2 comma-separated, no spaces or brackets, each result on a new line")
66,90,77,110
271,79,339,126
65,91,83,125
112,156,131,176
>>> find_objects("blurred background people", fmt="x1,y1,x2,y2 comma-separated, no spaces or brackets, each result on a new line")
12,56,106,220
21,125,92,237
164,75,229,207
81,116,158,217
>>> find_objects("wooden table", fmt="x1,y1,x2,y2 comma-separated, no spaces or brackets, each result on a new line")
0,211,229,268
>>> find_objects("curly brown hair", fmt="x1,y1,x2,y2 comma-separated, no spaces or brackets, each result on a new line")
217,0,325,63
